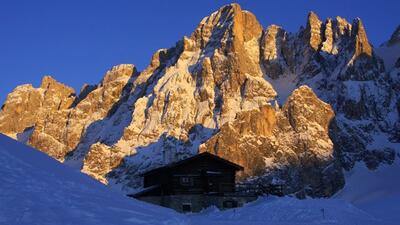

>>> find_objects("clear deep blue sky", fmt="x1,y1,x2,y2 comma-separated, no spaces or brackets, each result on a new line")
1,0,399,104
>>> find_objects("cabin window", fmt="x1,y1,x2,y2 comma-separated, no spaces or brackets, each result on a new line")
182,203,192,213
180,177,194,186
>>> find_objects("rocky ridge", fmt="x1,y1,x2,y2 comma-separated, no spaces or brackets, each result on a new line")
0,4,398,197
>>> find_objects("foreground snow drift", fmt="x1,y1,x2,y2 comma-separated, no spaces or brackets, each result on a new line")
0,134,185,225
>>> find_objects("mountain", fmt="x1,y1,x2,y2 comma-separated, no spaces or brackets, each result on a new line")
0,3,399,197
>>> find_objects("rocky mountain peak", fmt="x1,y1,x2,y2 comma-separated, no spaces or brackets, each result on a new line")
39,76,76,110
376,25,400,71
261,24,288,78
191,3,262,51
262,25,285,61
351,18,372,57
40,75,75,94
304,11,323,50
335,16,352,36
40,75,56,88
320,18,334,53
388,25,400,46
301,12,372,57
262,12,377,81
101,64,136,85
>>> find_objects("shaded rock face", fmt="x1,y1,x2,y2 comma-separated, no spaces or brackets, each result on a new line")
376,24,400,72
388,25,400,46
260,11,396,173
0,3,398,197
261,13,377,82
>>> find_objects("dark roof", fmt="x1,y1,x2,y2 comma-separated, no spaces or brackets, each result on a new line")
142,152,243,176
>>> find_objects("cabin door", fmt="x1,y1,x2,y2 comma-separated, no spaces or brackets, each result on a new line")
201,170,220,193
207,176,220,193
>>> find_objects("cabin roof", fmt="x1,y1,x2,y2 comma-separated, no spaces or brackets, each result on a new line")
142,152,243,176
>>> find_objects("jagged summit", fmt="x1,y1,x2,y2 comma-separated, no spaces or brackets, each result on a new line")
301,11,372,56
388,25,400,46
305,11,322,50
40,75,75,91
376,24,400,71
351,17,372,57
101,64,136,84
0,3,398,198
191,3,262,47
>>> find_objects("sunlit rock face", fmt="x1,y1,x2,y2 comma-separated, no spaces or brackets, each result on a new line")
82,3,277,185
200,86,342,197
0,64,137,161
0,3,398,197
0,76,76,160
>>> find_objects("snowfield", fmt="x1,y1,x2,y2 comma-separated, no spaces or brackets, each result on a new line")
0,134,185,225
336,161,400,224
0,133,398,225
189,161,400,225
189,197,379,225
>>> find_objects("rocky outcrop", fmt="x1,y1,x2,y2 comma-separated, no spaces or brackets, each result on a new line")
0,77,76,143
352,18,372,57
62,64,136,154
200,86,342,197
261,11,395,171
0,84,44,136
261,25,289,79
0,64,137,161
305,12,323,51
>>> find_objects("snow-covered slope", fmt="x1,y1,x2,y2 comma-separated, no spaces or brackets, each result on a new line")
336,161,400,223
1,132,399,225
189,148,400,225
0,133,184,225
187,161,400,225
190,197,380,225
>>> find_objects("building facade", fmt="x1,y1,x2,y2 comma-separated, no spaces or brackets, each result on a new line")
130,152,257,213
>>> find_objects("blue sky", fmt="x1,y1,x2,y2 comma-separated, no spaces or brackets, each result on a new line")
1,0,399,104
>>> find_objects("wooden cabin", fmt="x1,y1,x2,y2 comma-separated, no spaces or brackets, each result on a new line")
130,152,257,212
